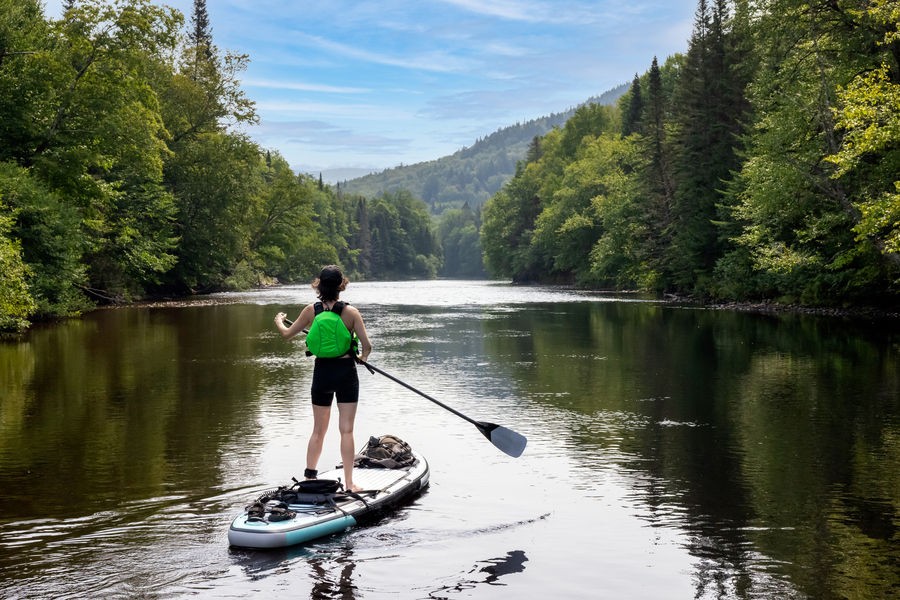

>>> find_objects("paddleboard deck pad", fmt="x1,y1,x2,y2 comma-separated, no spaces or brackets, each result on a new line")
228,440,429,549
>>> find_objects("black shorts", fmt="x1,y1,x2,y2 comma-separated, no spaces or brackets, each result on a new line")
310,357,359,407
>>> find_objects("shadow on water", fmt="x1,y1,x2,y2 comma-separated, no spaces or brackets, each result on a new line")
422,550,529,599
233,545,529,600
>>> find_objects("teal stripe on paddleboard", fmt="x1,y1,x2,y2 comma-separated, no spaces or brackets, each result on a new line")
285,515,356,545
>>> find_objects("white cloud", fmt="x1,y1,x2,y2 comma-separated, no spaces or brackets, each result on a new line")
435,0,541,22
482,42,531,58
434,0,619,24
242,78,371,94
289,33,474,73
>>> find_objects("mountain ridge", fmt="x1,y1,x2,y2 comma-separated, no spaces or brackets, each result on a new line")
339,83,629,212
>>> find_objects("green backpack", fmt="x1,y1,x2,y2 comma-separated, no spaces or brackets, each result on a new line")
306,302,355,358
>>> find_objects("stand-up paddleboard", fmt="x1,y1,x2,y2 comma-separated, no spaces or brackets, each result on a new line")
229,436,429,549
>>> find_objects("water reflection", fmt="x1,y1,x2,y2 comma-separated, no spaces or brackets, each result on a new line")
1,282,899,599
426,550,529,598
230,544,315,579
475,300,900,599
309,551,358,600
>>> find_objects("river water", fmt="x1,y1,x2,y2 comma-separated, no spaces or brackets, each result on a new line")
1,280,899,599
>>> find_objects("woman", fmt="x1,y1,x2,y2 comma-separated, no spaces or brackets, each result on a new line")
275,265,372,492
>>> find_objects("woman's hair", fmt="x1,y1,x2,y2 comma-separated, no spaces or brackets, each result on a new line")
312,265,349,301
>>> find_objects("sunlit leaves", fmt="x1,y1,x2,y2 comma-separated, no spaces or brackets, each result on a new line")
829,59,900,254
0,207,35,334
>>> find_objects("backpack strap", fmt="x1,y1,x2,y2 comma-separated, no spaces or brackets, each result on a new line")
331,301,345,315
307,303,324,357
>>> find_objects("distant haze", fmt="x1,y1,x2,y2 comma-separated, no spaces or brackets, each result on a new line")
299,167,380,185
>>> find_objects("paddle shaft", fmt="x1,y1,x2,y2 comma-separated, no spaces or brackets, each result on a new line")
357,359,485,429
282,317,485,429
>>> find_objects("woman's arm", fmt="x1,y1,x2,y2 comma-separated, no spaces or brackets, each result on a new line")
275,304,314,341
346,306,372,362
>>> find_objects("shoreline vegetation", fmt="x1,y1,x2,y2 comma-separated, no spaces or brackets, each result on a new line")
478,1,900,314
3,0,900,336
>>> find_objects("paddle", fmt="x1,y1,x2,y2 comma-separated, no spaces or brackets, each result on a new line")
282,317,528,458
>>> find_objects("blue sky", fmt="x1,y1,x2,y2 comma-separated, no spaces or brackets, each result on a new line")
42,0,697,172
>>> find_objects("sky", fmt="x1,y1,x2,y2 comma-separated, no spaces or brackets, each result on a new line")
41,0,698,173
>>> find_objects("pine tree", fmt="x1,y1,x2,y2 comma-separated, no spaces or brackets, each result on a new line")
666,0,747,292
354,198,372,275
637,56,676,281
525,135,542,163
188,0,212,47
622,73,644,136
318,173,324,191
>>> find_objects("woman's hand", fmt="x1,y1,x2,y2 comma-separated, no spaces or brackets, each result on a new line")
276,305,314,341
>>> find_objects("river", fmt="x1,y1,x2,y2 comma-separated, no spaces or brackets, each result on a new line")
1,280,899,599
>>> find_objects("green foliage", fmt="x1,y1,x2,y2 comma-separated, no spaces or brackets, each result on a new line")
0,0,185,304
665,0,750,293
160,34,257,145
187,0,212,47
0,162,90,316
826,0,900,257
723,0,900,304
280,231,340,282
245,153,319,281
367,190,441,279
482,103,626,284
437,205,485,278
481,147,553,281
0,206,35,334
622,73,644,137
480,0,900,306
164,132,260,289
584,138,649,288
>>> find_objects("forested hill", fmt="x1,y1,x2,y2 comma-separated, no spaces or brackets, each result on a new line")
341,83,629,213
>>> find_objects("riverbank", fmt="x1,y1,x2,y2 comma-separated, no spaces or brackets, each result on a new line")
680,296,900,319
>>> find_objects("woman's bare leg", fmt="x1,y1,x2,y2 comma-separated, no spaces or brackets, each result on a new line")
337,401,361,491
307,404,331,477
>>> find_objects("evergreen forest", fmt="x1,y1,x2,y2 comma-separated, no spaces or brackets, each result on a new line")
481,0,900,307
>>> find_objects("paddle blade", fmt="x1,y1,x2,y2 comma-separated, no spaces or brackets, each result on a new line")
478,422,527,458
